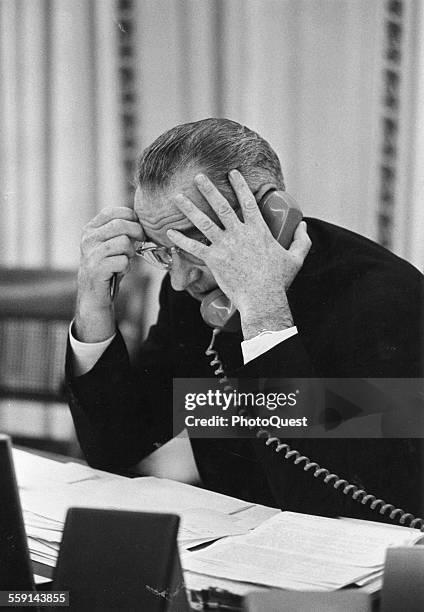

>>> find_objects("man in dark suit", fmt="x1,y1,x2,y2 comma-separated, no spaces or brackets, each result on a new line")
66,118,423,524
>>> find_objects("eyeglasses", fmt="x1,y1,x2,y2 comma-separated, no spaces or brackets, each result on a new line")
135,237,210,270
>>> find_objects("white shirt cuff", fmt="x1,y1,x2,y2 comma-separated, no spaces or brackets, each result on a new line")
241,327,298,365
69,321,116,376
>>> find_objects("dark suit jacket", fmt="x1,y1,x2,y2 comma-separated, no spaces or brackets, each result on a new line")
66,218,424,522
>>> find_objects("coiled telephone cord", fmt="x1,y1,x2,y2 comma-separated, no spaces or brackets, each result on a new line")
205,328,424,532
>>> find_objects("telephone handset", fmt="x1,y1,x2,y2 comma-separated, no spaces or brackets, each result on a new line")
200,189,303,331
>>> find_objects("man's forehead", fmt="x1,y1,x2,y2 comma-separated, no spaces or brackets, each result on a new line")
134,191,189,233
133,171,220,235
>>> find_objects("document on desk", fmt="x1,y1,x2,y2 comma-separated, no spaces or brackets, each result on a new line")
12,448,120,489
182,511,423,591
16,450,268,566
20,476,251,524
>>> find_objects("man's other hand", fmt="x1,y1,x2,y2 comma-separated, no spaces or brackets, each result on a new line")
167,170,311,340
75,207,145,343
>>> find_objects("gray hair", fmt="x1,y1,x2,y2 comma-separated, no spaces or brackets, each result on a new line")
135,118,285,203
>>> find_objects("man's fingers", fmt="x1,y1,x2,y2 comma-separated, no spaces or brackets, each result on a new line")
228,169,263,223
100,255,131,278
173,194,221,242
96,235,136,259
167,229,209,260
91,219,145,243
194,174,239,229
88,206,138,228
288,221,312,262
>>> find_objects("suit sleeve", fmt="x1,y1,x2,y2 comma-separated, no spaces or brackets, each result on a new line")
234,270,424,521
65,279,174,471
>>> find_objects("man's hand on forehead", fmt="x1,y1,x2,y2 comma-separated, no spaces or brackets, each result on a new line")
167,170,261,256
74,205,145,342
167,170,311,340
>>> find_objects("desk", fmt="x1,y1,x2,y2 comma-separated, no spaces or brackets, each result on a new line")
17,446,276,610
17,446,386,611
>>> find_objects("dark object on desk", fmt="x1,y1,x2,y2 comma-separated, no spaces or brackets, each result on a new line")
52,507,190,611
380,546,424,611
0,434,35,591
244,589,371,611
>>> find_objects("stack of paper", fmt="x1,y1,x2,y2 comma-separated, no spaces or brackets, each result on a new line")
24,505,265,568
182,511,424,591
13,448,124,566
14,449,279,567
23,511,62,567
15,449,423,593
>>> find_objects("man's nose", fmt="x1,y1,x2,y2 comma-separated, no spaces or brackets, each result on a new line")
169,252,199,291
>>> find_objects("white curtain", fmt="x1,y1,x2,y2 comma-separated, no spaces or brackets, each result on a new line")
409,0,424,269
1,0,422,271
0,0,124,268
